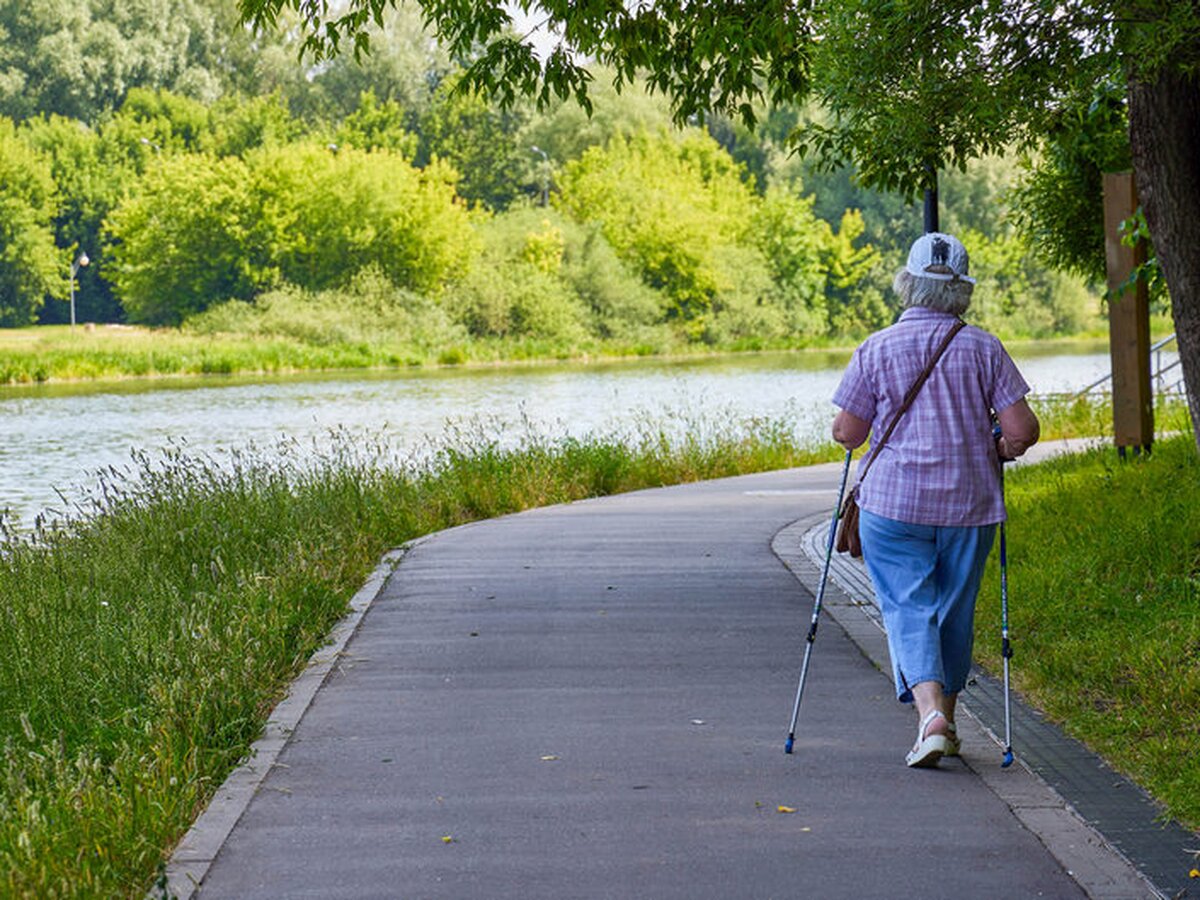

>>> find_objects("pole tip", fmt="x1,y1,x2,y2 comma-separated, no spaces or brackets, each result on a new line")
1001,750,1014,768
784,738,794,755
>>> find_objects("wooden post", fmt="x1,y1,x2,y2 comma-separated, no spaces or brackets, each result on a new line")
1102,172,1153,454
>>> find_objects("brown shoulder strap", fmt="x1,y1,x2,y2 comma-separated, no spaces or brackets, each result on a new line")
857,318,966,483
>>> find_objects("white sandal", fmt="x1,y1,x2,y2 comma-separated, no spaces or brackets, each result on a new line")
906,709,951,768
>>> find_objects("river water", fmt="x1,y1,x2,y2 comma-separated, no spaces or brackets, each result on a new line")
0,342,1142,530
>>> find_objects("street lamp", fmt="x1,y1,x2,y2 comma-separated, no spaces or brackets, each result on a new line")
70,252,89,327
531,145,549,207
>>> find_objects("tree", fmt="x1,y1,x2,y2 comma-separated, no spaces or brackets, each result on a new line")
0,0,265,124
103,153,271,324
235,0,1200,449
0,118,62,326
556,131,764,335
249,142,476,294
19,114,127,322
416,71,532,210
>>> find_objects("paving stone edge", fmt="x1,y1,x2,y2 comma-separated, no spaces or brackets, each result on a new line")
151,542,414,900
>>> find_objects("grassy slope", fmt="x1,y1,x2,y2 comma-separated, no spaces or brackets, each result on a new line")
0,324,840,385
974,434,1200,829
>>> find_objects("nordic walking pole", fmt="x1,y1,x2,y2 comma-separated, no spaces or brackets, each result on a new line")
999,462,1015,768
785,448,853,755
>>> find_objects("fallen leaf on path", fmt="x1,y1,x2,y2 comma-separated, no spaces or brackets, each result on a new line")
777,806,796,814
1190,868,1199,878
442,835,455,844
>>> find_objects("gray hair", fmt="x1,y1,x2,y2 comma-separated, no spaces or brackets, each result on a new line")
892,268,974,315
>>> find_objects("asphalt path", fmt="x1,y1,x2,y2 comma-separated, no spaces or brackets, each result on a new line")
186,463,1101,899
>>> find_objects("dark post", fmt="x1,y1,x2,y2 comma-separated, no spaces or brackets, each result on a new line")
923,166,938,234
1102,172,1153,455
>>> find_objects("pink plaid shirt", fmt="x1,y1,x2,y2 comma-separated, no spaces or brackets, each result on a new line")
832,308,1030,526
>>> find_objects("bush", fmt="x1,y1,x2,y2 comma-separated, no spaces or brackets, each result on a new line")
103,153,272,325
249,142,477,294
556,131,759,328
186,268,467,354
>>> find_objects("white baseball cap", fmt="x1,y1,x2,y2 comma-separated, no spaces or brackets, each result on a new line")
905,232,976,284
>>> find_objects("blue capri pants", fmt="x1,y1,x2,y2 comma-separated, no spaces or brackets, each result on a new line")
859,508,997,703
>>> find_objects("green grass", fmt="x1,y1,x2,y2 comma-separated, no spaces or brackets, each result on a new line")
0,323,827,386
0,416,840,898
1031,392,1192,442
975,433,1200,829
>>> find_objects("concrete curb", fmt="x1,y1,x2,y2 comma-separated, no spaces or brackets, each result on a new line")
154,544,410,900
771,518,1163,900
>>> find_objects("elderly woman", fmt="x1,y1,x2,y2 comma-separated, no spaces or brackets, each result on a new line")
831,232,1040,768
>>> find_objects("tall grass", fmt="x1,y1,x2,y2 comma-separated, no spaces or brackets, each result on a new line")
974,433,1200,828
0,417,838,898
1031,392,1192,442
0,320,801,386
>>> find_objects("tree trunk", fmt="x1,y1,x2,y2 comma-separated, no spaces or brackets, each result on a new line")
1128,69,1200,451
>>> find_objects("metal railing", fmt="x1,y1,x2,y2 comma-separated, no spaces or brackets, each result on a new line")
1070,333,1183,399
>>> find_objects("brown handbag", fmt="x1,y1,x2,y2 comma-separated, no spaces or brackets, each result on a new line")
835,319,966,558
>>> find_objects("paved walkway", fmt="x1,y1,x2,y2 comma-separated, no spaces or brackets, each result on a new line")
169,459,1165,899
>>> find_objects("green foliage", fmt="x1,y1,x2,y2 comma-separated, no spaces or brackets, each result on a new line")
444,208,590,341
335,90,417,155
188,266,467,354
249,142,476,294
558,225,662,341
746,189,830,336
19,114,128,323
242,0,811,132
557,131,760,332
0,8,1118,346
1009,79,1131,284
963,229,1100,338
0,0,262,124
0,118,62,326
416,72,531,209
205,91,301,157
280,5,447,121
521,71,675,166
798,1,1093,197
104,153,271,324
820,209,890,337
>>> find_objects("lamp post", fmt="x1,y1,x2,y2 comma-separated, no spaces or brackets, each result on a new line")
531,145,549,207
70,252,89,327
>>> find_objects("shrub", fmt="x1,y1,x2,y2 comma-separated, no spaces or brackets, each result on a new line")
104,153,272,325
249,142,477,294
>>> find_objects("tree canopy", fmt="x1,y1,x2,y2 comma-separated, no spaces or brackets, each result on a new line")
235,0,1200,447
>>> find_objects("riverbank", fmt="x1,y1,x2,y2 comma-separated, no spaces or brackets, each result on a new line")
0,323,832,386
0,320,1153,388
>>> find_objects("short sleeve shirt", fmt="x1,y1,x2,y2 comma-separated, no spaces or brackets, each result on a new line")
832,308,1030,526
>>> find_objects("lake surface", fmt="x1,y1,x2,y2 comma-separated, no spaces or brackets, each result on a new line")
0,342,1152,531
